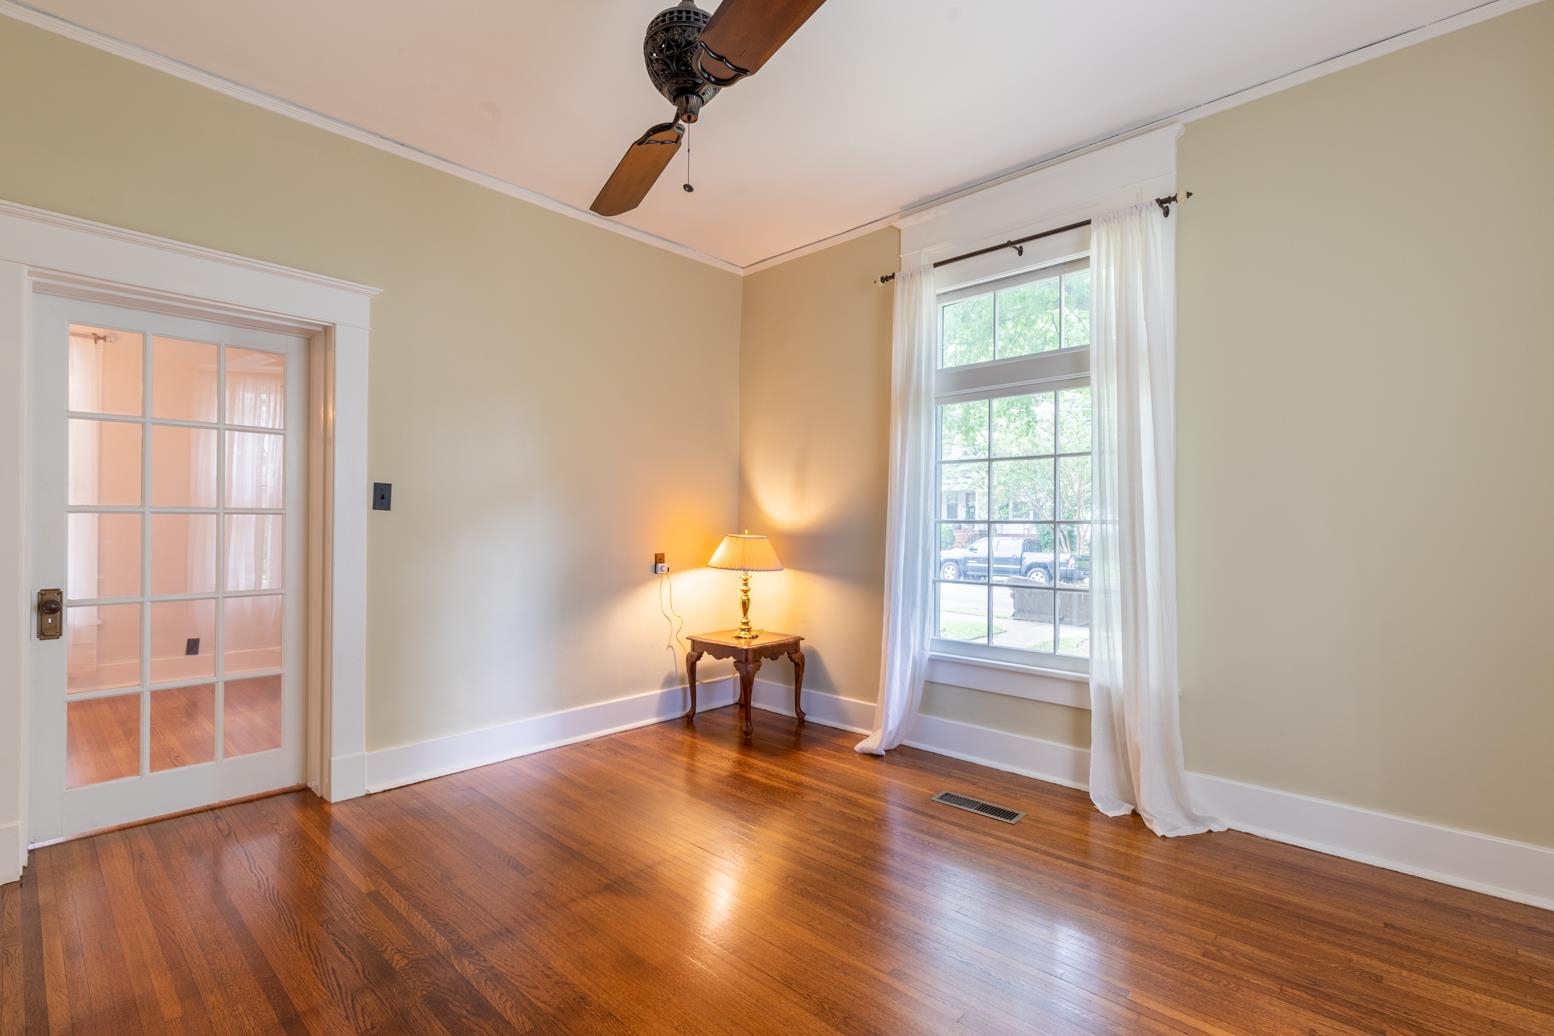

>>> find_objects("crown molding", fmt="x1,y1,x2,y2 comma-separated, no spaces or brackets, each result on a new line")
0,1,743,277
739,0,1540,276
2,0,1537,279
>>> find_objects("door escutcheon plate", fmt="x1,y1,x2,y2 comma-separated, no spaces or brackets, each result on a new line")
37,588,63,640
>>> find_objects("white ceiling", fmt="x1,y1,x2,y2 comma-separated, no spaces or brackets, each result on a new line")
17,0,1499,268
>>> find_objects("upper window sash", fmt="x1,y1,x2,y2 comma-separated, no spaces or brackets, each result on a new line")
936,256,1090,308
935,256,1091,400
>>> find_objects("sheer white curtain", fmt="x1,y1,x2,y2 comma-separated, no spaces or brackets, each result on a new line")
1088,203,1222,836
225,370,285,590
66,335,103,599
857,261,935,755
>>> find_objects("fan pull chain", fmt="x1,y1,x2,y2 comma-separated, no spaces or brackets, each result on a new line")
683,123,694,194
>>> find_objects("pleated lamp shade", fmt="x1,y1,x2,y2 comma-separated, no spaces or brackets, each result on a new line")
708,533,783,573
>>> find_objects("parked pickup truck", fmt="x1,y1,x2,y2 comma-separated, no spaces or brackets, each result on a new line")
938,535,1056,584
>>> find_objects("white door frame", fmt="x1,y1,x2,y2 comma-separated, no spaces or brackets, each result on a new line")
0,198,377,883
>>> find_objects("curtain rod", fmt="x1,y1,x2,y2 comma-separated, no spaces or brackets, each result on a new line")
876,192,1192,285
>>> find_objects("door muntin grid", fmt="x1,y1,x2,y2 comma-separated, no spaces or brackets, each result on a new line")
64,323,287,787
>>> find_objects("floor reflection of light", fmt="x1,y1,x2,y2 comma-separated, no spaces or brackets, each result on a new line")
704,864,740,931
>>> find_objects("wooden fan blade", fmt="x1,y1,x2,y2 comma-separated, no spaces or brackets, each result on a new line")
697,0,827,82
590,122,684,217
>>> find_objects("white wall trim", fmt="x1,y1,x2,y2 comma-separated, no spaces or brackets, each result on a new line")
0,2,741,278
907,713,1091,791
749,679,876,735
1184,771,1554,914
365,678,738,794
362,678,868,797
897,125,1179,292
925,654,1090,709
0,261,28,884
0,199,374,884
327,752,368,802
0,199,375,330
2,199,378,303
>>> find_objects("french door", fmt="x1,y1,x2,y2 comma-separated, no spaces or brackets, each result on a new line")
28,294,307,844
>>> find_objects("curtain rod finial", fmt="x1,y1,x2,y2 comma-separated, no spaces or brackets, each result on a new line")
1155,190,1194,217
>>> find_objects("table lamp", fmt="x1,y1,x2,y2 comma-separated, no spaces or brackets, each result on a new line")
708,532,782,640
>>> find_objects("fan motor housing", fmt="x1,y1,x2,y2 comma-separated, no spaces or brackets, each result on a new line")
644,0,719,121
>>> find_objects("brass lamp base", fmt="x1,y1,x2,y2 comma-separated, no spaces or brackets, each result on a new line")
734,571,758,639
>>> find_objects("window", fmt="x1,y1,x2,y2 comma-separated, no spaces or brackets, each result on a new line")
933,258,1092,672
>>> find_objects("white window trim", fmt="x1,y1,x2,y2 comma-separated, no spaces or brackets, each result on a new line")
901,126,1181,708
900,125,1181,280
925,653,1090,709
0,198,377,883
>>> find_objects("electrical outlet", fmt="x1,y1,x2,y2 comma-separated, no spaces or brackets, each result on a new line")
185,637,200,656
372,482,392,511
653,552,670,575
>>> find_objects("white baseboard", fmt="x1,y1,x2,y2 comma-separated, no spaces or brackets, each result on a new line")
364,677,735,794
1185,771,1554,912
905,712,1091,791
749,682,1096,798
750,677,876,734
0,820,20,885
892,711,1554,912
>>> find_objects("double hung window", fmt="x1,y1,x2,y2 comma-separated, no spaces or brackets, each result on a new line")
932,257,1092,672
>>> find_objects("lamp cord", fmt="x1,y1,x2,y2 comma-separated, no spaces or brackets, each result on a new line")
659,569,689,692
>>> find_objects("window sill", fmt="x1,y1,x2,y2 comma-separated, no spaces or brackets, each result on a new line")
925,653,1091,710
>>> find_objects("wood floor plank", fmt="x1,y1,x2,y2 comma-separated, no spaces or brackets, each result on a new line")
95,833,204,1033
4,706,1553,1034
0,878,21,1035
198,806,419,1034
132,817,281,1035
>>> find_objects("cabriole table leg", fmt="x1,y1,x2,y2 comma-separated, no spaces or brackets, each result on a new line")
788,648,806,725
685,649,704,721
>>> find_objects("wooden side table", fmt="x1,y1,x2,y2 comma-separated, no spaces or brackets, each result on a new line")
685,630,805,740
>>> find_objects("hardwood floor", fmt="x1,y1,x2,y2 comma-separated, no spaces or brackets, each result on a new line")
5,706,1553,1034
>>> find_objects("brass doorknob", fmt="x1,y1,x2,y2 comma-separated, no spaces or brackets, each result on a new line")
40,598,62,615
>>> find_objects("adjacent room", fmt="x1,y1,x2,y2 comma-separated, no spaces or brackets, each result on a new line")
1,1,1551,1032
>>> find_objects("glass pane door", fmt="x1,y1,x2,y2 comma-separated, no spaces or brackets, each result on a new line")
24,290,308,851
63,324,290,787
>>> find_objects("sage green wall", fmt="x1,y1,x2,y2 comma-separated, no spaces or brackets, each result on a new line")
735,2,1554,849
0,18,744,753
738,229,897,703
1175,1,1554,847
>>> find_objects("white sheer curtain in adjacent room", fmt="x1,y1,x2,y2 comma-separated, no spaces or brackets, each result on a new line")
1087,202,1223,837
857,261,935,755
224,364,285,591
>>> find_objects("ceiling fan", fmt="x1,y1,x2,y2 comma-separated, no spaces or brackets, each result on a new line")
590,0,827,217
